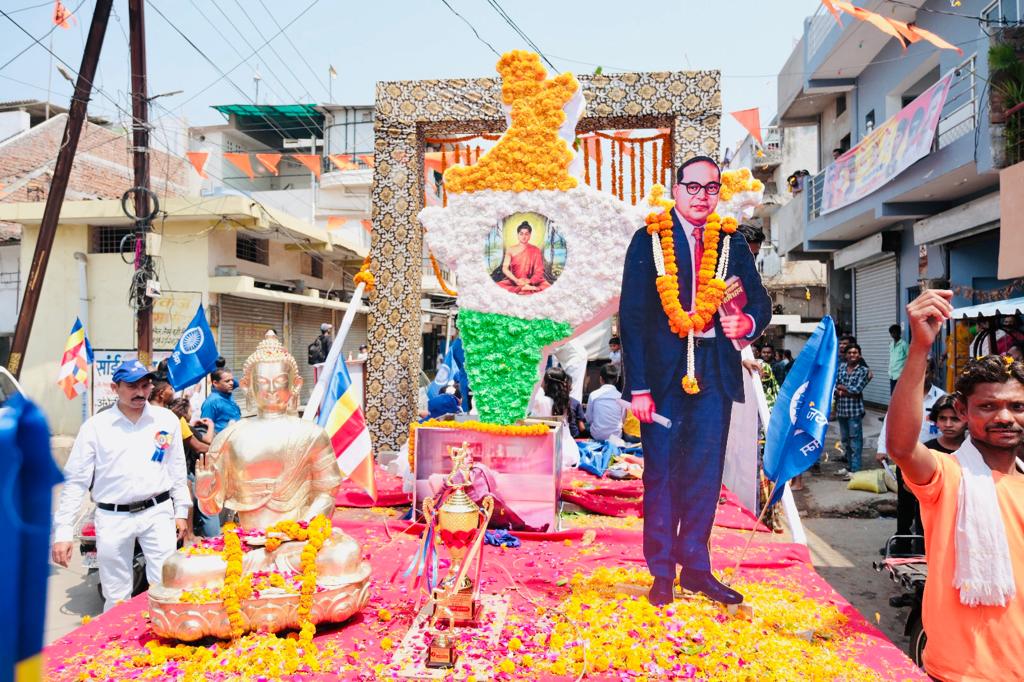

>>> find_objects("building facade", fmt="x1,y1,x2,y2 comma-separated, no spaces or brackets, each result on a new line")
0,196,367,435
776,0,1022,405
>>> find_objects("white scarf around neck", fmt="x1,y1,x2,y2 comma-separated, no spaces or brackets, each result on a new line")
952,436,1018,607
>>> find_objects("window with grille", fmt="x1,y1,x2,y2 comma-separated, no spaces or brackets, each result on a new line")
236,235,269,265
89,225,133,254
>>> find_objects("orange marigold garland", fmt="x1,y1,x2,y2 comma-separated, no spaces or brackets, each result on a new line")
221,523,247,639
353,255,375,291
645,185,737,394
297,515,332,650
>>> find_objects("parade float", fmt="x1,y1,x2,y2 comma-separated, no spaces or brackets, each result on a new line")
40,52,929,681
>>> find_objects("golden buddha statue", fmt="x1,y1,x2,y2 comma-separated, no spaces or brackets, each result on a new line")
148,331,371,641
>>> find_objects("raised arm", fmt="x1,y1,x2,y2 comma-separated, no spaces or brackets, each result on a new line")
885,290,954,484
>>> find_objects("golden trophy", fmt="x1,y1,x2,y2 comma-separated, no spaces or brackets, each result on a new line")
422,442,494,631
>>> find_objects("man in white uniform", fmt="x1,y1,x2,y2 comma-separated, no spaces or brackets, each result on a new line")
51,359,191,611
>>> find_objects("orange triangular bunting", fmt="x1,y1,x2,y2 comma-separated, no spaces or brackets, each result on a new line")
291,154,321,178
327,216,348,229
360,219,372,233
909,23,963,55
357,154,374,168
329,154,359,171
185,151,209,178
730,108,763,146
224,152,255,180
255,153,282,175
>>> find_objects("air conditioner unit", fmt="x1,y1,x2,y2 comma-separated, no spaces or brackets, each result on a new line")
215,265,239,277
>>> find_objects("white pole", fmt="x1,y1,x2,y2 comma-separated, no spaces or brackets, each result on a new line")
742,346,806,545
303,282,365,421
74,252,89,421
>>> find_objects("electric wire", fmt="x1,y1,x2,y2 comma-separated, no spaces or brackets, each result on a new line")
484,0,557,70
0,0,87,73
437,0,501,59
255,0,331,99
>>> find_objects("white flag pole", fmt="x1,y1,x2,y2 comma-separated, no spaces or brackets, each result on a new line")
742,345,806,545
303,282,366,422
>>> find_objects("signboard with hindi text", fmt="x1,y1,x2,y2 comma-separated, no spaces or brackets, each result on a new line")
153,291,203,350
822,73,953,215
91,349,207,415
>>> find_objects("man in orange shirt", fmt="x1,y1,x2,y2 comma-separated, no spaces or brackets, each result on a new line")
886,289,1024,681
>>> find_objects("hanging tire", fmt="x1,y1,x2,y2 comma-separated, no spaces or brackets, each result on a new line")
907,615,927,668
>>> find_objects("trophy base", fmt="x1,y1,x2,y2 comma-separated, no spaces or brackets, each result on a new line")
430,586,478,627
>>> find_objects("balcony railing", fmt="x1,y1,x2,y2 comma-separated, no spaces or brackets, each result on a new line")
807,170,826,221
937,55,977,149
805,4,834,65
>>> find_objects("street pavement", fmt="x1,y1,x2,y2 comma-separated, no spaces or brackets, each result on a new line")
44,537,104,645
788,405,914,658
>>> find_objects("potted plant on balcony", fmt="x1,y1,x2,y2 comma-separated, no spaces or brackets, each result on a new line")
989,41,1024,124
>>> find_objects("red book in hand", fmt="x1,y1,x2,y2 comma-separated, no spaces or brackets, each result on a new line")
719,275,753,351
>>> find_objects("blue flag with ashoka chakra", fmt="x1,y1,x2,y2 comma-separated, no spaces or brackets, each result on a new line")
763,316,839,506
167,304,220,391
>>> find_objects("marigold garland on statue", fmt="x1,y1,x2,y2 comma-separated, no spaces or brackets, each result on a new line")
645,185,737,394
220,523,247,639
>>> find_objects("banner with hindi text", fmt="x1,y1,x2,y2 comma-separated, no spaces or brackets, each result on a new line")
822,72,953,214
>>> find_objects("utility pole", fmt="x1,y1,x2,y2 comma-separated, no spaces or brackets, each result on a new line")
6,0,113,379
128,0,154,367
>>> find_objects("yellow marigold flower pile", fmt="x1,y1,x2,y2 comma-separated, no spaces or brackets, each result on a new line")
489,566,881,681
445,50,578,193
720,167,765,202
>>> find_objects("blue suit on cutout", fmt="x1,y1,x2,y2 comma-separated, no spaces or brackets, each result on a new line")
619,208,771,580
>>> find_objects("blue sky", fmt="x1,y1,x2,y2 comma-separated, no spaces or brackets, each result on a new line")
0,0,818,153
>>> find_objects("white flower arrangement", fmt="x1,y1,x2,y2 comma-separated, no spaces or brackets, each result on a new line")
419,186,642,329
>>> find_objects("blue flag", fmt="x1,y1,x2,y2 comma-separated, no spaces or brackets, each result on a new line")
427,344,462,401
0,393,62,682
763,316,839,506
167,304,220,391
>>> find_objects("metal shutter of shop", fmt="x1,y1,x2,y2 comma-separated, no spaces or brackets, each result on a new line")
341,311,368,359
854,256,898,406
290,304,335,407
218,295,285,415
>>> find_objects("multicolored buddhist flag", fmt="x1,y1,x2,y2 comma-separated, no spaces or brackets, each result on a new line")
316,356,376,501
56,318,93,399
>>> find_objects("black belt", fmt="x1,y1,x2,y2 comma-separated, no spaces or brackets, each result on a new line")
97,491,170,513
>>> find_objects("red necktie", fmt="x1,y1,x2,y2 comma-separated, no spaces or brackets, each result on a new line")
692,226,704,272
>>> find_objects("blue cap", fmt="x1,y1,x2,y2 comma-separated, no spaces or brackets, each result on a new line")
112,358,155,384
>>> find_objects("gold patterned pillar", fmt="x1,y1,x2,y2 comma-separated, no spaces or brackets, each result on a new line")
367,111,422,449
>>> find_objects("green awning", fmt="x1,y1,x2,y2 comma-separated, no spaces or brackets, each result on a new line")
211,104,324,147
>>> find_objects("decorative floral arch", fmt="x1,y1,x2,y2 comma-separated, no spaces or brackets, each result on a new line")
368,69,720,449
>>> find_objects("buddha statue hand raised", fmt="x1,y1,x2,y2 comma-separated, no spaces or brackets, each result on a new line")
149,331,371,642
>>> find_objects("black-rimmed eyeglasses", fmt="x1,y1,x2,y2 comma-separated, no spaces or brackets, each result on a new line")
680,181,721,196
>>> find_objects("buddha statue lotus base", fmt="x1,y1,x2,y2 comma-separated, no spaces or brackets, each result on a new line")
148,525,371,642
148,575,371,642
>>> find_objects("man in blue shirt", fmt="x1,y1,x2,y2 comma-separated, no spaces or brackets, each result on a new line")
201,369,240,433
195,368,239,537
